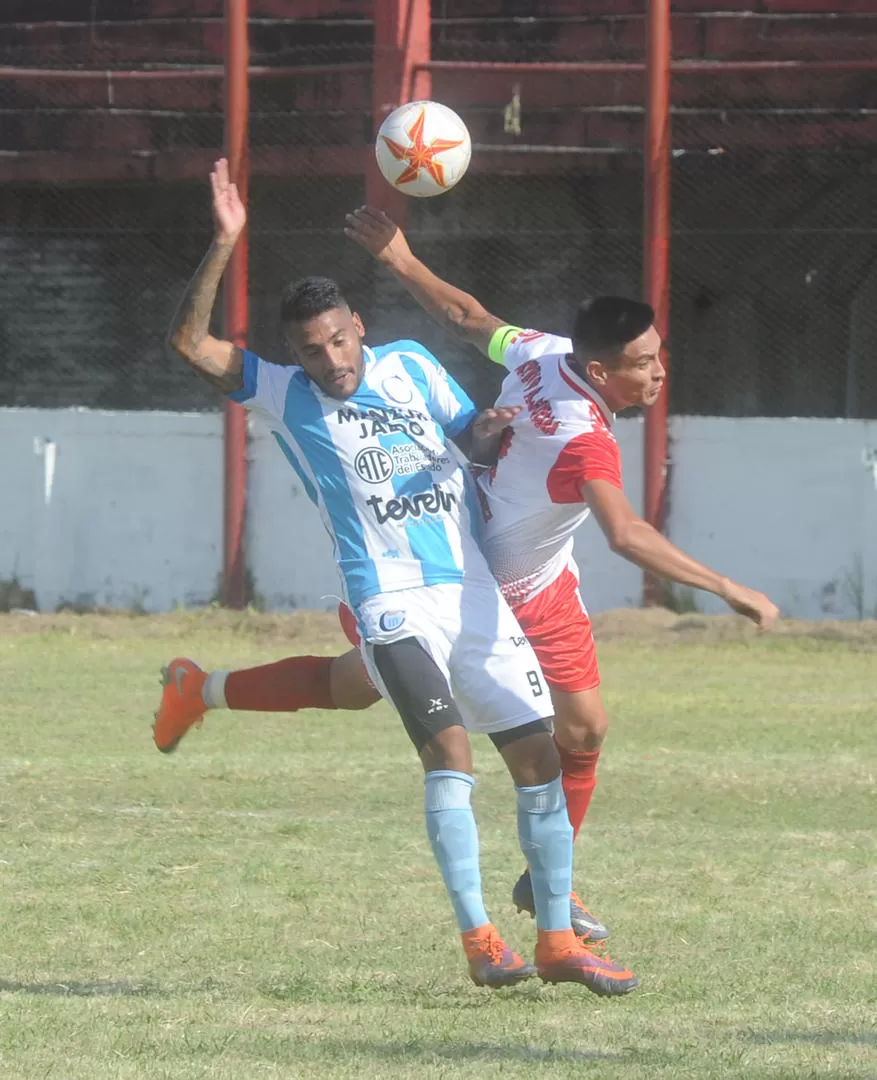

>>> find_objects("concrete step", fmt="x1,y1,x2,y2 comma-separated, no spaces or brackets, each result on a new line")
2,65,873,114
3,12,877,65
4,102,875,155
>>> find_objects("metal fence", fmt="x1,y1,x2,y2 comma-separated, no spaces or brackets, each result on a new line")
1,10,876,418
668,68,877,419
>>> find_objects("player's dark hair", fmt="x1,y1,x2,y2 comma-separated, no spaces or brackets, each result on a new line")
572,296,654,364
281,276,349,324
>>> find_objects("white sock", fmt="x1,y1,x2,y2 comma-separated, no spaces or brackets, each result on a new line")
202,671,229,709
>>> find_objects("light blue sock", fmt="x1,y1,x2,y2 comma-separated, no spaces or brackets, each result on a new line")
516,775,573,932
424,770,490,933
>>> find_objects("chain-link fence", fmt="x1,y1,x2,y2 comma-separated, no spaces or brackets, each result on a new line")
0,9,642,413
1,6,876,416
669,67,877,419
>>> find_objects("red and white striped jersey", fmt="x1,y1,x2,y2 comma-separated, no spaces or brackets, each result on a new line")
477,326,623,606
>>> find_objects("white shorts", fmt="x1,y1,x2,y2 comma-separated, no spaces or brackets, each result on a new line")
355,579,554,737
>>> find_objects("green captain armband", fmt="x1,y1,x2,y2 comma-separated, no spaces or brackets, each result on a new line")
488,325,525,366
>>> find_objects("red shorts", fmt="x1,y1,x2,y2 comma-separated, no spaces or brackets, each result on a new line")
336,567,599,694
510,568,600,693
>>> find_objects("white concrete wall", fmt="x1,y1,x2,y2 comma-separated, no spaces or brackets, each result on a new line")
667,417,877,620
1,408,875,619
246,423,341,610
0,409,224,612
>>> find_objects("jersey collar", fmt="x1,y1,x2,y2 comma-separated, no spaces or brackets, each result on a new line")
558,356,615,426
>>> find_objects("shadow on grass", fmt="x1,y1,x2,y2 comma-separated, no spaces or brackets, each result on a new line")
744,1029,877,1047
311,1037,626,1065
0,978,162,998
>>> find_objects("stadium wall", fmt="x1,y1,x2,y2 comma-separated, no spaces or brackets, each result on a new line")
1,408,875,620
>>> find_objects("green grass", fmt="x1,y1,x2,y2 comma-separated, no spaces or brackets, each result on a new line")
0,613,875,1080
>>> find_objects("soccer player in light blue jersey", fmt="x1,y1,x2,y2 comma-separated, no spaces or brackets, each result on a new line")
161,158,637,996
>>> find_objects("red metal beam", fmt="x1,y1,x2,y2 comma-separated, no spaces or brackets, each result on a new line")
367,0,431,220
643,0,672,608
222,0,249,610
417,58,877,75
0,64,373,81
3,57,877,88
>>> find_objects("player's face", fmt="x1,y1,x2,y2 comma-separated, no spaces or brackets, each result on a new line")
284,307,366,399
584,326,664,411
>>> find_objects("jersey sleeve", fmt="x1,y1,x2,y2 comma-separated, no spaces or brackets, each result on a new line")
226,349,287,421
488,326,573,372
546,429,623,504
396,341,479,438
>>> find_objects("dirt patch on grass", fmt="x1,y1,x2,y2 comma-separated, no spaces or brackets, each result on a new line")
593,607,877,648
2,606,877,649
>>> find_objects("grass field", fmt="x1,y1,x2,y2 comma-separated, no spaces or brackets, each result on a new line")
0,610,874,1080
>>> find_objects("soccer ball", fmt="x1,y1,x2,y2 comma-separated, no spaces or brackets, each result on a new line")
375,100,472,197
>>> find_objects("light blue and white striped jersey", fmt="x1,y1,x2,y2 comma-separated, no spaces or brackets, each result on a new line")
229,340,490,607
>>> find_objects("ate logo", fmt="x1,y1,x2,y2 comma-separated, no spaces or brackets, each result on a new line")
354,447,394,484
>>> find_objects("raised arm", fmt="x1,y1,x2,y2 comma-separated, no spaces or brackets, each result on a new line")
584,479,780,630
345,206,503,358
167,158,246,394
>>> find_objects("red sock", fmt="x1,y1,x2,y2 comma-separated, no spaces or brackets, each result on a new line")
224,656,334,712
555,740,601,839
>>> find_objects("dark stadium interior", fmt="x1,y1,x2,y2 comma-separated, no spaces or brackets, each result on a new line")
2,0,876,416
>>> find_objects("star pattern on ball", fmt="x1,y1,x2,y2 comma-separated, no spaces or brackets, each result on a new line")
381,107,465,189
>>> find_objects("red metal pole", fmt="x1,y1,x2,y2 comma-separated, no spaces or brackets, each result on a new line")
643,0,671,607
368,0,432,220
222,0,249,609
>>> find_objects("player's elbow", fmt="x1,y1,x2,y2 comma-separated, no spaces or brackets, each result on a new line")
445,301,487,344
603,517,642,558
606,516,654,560
167,328,199,365
445,305,474,339
606,526,634,557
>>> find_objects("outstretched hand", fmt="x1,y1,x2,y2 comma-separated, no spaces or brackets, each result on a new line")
466,406,521,469
210,158,246,245
721,581,780,631
344,206,412,266
473,406,521,440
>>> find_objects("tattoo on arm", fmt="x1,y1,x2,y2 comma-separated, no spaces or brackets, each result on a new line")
168,241,243,394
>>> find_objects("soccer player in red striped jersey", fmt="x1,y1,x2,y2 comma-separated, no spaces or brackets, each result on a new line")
348,208,778,931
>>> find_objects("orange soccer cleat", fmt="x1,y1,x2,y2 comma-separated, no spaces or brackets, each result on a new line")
461,924,537,988
152,658,208,753
535,930,638,997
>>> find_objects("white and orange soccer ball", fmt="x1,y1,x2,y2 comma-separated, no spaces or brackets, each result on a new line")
375,100,472,197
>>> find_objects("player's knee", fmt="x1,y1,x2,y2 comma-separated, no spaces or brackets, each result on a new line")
497,726,561,787
560,723,606,752
419,724,472,774
553,691,608,751
329,650,381,710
